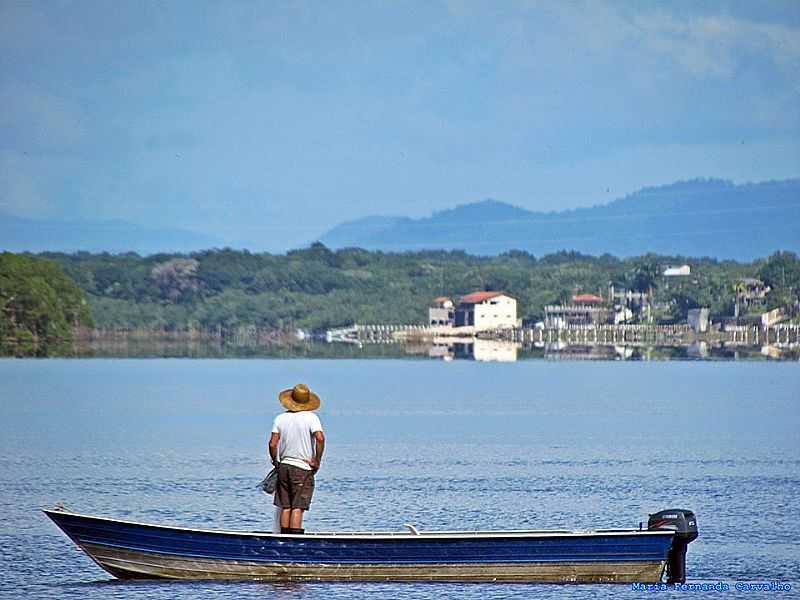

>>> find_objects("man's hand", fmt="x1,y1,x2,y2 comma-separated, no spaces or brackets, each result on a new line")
308,430,325,472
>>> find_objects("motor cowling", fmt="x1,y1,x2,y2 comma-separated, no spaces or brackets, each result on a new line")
648,509,698,584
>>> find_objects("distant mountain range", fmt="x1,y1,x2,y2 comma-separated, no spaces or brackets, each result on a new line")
320,179,800,260
2,178,798,259
0,213,222,255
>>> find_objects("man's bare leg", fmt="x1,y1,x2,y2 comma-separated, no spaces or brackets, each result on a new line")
290,508,304,529
280,509,291,529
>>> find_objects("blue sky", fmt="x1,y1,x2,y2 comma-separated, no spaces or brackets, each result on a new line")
1,0,799,250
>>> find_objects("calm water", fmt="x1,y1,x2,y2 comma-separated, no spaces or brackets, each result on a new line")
1,359,798,599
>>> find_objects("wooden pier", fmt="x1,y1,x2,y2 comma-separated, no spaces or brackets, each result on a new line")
502,324,694,346
328,322,800,349
723,323,800,347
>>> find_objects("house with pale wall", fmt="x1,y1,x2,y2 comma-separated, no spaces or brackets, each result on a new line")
429,296,455,326
454,291,517,330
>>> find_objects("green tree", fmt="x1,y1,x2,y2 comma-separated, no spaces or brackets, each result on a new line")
627,260,660,295
0,253,93,353
757,251,800,309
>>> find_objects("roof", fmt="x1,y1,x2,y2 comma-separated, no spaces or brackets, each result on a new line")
433,296,451,303
459,291,506,304
572,293,604,304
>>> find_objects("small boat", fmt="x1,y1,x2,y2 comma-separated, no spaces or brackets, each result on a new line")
44,506,697,584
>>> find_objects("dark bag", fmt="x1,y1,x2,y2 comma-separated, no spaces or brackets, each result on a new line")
257,467,278,495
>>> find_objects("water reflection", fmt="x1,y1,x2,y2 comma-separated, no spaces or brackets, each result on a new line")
423,337,521,362
421,339,798,362
687,341,708,359
6,336,797,361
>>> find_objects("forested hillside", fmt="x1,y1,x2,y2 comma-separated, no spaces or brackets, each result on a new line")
0,253,93,352
30,246,799,332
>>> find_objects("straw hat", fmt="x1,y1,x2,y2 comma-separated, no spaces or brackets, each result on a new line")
279,383,321,412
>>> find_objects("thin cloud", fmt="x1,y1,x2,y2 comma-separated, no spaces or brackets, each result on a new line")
633,11,800,79
0,84,86,150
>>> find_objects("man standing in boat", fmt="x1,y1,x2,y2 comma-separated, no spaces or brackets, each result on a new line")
268,383,325,534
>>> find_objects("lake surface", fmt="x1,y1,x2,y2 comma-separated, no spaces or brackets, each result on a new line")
1,359,798,598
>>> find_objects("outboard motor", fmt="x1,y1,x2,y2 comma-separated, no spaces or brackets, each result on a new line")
648,509,698,584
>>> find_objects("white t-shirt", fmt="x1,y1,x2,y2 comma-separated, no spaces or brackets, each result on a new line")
271,411,323,470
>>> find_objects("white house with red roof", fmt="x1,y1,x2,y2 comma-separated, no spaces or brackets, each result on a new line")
545,292,610,328
454,291,517,330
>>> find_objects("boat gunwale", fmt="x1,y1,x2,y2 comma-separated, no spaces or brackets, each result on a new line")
43,507,676,541
80,538,672,564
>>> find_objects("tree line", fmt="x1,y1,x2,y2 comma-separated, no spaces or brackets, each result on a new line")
0,252,93,354
2,245,791,336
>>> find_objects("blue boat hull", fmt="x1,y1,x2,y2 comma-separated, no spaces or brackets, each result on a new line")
44,508,675,583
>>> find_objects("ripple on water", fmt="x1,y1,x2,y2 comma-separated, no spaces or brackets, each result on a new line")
2,359,798,599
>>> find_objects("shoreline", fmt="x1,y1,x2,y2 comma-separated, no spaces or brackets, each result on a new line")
2,324,798,360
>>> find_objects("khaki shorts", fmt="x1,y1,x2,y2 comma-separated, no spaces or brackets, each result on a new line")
274,463,315,510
